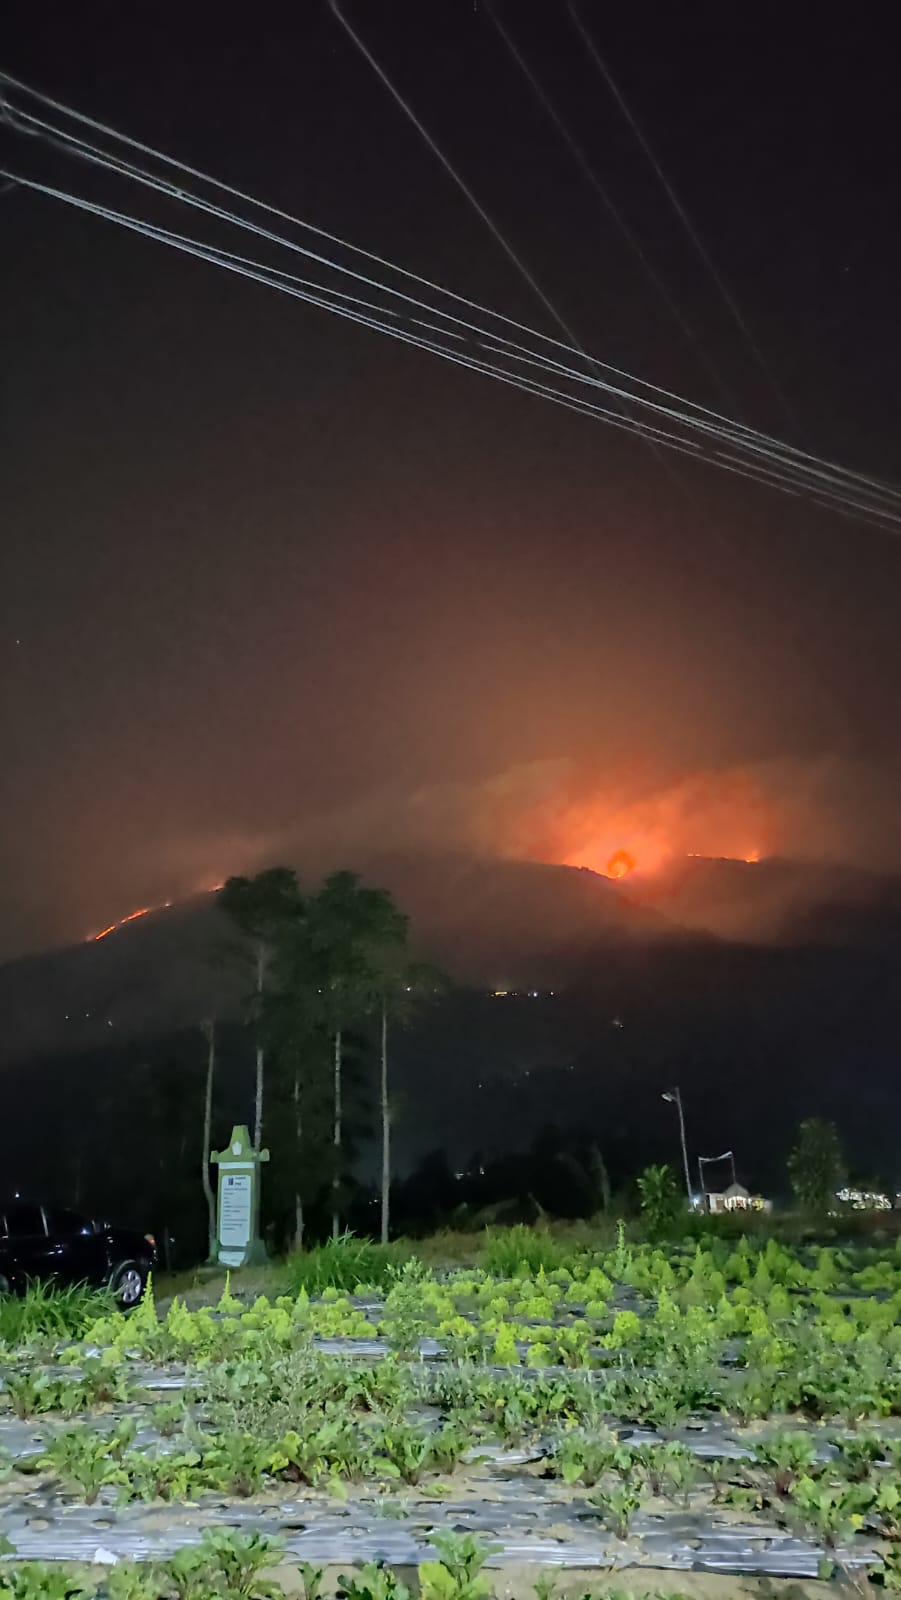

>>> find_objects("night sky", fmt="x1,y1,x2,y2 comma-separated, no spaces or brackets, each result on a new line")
3,2,900,960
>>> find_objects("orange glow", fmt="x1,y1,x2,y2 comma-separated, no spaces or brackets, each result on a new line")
527,767,776,884
605,848,635,879
87,903,158,943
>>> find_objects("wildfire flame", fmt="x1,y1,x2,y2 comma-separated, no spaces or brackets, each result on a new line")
88,885,222,944
605,849,635,879
92,907,150,941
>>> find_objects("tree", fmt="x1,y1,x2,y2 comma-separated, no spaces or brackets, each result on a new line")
375,958,445,1244
307,872,407,1238
263,910,333,1249
787,1118,846,1212
200,1019,217,1260
219,868,304,1150
637,1163,681,1237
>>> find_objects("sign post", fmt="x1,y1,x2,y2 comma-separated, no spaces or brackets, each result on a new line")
211,1124,269,1267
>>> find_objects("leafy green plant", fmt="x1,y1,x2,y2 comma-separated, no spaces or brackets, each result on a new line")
787,1474,873,1561
267,1413,371,1486
337,1564,411,1600
490,1323,520,1365
120,1444,206,1503
2,1371,56,1419
831,1431,886,1481
40,1426,126,1504
167,1528,283,1598
550,1427,620,1486
150,1399,189,1437
380,1259,433,1356
419,1532,499,1600
631,1441,701,1504
588,1477,645,1539
754,1430,819,1495
637,1165,682,1238
877,1546,901,1592
296,1564,325,1600
612,1218,631,1278
0,1565,96,1599
105,1566,166,1600
376,1423,437,1484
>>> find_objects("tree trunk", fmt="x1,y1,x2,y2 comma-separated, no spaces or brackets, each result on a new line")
293,1064,304,1250
380,1002,390,1245
201,1020,216,1260
253,942,265,1150
331,1027,342,1239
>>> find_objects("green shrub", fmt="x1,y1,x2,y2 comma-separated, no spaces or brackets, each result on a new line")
0,1281,115,1346
283,1232,400,1295
481,1225,564,1278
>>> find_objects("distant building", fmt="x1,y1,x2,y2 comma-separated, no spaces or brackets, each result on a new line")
704,1181,772,1214
834,1186,892,1212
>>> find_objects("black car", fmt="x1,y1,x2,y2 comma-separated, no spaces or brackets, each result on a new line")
0,1200,156,1307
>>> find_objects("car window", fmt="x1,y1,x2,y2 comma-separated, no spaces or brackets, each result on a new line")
44,1207,93,1237
3,1203,46,1238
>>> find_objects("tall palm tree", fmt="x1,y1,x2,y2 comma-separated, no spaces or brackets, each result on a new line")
219,868,304,1150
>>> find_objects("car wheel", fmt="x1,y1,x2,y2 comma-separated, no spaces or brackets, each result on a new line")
111,1261,146,1308
0,1273,10,1296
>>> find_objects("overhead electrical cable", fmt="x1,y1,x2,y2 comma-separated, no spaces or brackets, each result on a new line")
0,95,783,452
0,101,805,478
568,2,798,431
2,74,900,526
324,0,687,489
4,164,898,532
1,71,896,508
484,0,742,416
0,171,725,456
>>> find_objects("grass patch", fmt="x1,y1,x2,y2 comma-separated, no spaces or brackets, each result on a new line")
0,1280,115,1345
481,1223,571,1277
284,1232,402,1295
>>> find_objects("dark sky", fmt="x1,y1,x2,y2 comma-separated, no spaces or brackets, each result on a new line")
3,1,900,958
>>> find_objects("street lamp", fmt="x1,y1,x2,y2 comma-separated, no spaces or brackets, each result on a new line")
662,1087,692,1202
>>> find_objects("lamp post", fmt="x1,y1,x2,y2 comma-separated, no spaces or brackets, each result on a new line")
662,1087,692,1202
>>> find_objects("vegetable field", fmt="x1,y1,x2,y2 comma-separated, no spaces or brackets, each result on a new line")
3,1228,901,1597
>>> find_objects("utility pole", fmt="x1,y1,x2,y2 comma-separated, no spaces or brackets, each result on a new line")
662,1087,692,1202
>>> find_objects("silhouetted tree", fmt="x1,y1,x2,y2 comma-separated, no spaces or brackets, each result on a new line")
788,1118,846,1212
200,1019,217,1259
374,956,446,1243
307,872,407,1237
219,869,304,1149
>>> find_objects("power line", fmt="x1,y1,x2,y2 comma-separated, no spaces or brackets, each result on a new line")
324,0,682,483
327,1,601,365
3,71,895,508
0,170,718,457
0,90,768,448
3,75,900,526
568,3,799,433
5,163,899,532
484,0,742,416
0,101,775,464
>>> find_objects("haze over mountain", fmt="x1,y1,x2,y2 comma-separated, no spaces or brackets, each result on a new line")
3,848,901,1071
